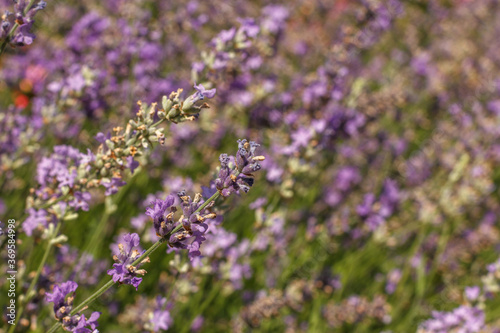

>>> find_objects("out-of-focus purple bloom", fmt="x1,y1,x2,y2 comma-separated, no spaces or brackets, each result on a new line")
238,18,260,38
356,179,400,231
190,315,204,332
336,167,361,192
420,305,485,333
385,269,402,294
95,132,110,145
101,177,126,196
127,156,139,174
262,5,289,34
465,286,481,301
69,191,92,212
150,297,173,331
249,197,268,210
216,27,236,44
23,208,47,236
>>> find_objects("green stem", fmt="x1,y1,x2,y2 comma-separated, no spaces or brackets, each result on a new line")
83,210,110,256
152,118,165,128
195,191,220,214
8,222,62,333
181,283,221,333
47,191,221,332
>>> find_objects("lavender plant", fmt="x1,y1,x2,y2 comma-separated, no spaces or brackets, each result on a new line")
3,0,500,332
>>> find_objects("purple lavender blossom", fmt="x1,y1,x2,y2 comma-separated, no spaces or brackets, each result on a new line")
69,192,92,212
11,22,34,45
127,156,139,174
167,191,217,261
145,195,177,237
150,297,173,331
101,177,127,196
420,305,485,333
191,316,204,332
0,0,46,49
385,269,402,295
193,83,217,101
215,139,264,197
107,233,147,290
356,179,400,231
45,281,100,332
23,208,48,236
465,286,481,302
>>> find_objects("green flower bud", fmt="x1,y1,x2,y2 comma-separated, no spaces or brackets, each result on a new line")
162,96,173,111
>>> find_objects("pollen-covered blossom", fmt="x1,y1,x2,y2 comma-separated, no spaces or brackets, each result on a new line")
45,281,100,333
143,140,264,262
215,139,265,197
168,191,217,261
145,195,177,237
107,233,148,290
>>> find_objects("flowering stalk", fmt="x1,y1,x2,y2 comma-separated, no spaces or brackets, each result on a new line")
45,138,260,331
15,84,217,330
47,192,221,333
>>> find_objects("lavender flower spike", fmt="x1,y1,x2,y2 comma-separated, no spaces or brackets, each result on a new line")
45,281,101,332
145,195,177,237
215,139,265,197
107,233,148,290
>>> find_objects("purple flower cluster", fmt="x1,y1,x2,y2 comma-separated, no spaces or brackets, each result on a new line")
215,139,264,197
356,179,400,231
145,195,177,238
45,281,100,332
107,233,147,290
22,85,216,237
150,297,173,331
118,295,173,332
0,0,46,48
142,139,264,264
419,306,485,333
168,191,217,261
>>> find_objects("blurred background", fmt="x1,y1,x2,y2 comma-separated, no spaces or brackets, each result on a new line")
2,0,500,332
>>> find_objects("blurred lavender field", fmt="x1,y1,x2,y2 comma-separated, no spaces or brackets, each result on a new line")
1,0,500,332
